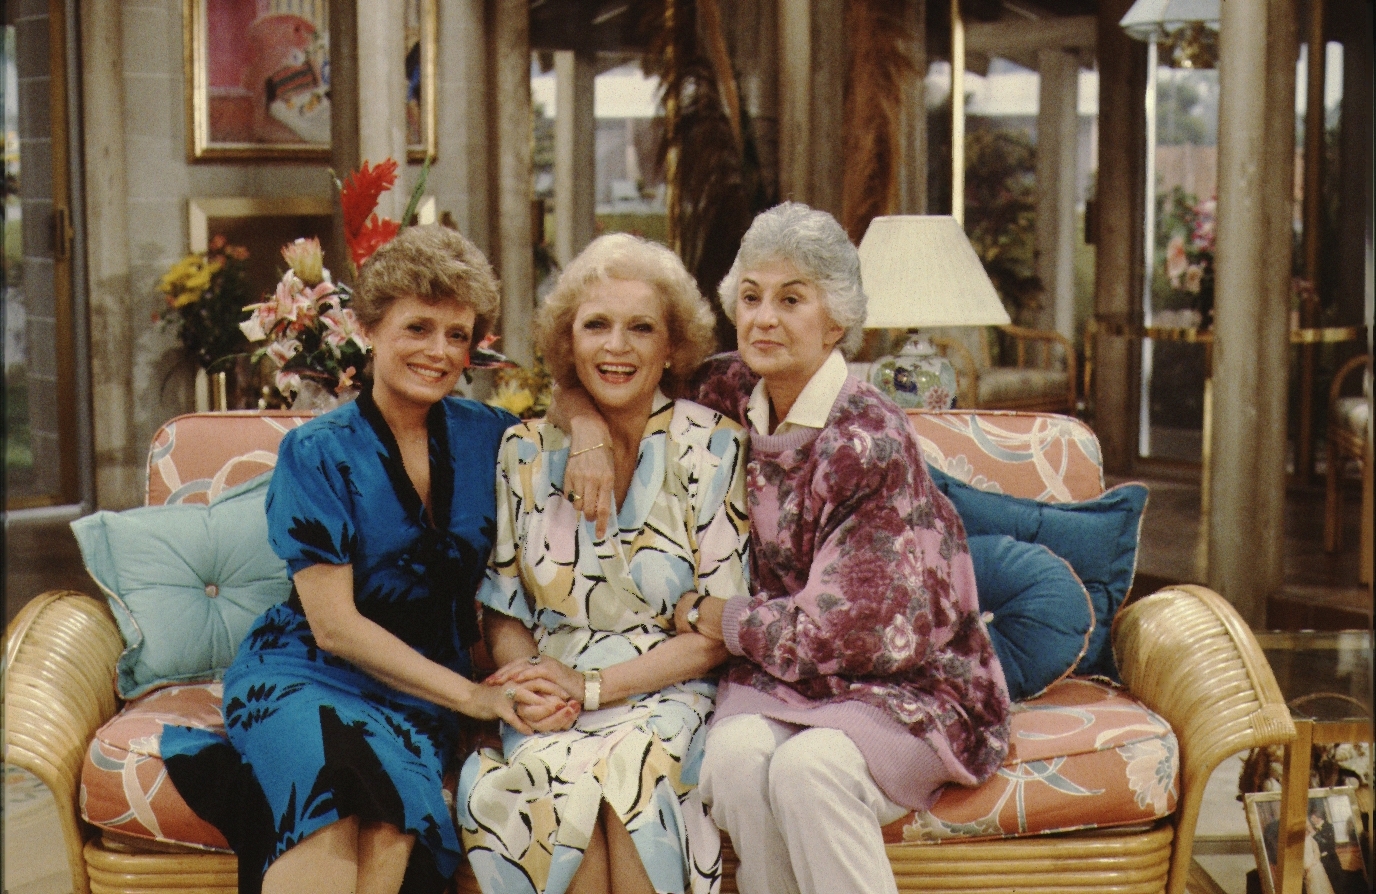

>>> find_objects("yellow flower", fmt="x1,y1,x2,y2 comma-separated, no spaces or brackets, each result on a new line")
488,382,535,417
172,290,201,308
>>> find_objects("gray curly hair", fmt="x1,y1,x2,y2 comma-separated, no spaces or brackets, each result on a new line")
717,202,867,357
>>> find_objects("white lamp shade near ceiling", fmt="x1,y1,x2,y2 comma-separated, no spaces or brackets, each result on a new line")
858,215,1011,330
1119,0,1220,41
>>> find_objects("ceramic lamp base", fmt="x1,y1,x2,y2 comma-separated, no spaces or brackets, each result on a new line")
868,333,957,410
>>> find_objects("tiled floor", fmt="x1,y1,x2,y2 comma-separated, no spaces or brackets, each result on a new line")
4,468,1369,894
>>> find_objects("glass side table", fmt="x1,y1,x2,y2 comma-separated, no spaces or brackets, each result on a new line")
1256,631,1373,894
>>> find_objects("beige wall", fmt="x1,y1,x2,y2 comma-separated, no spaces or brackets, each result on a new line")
82,0,490,509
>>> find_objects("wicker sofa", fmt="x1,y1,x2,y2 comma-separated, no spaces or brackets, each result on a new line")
4,409,1294,894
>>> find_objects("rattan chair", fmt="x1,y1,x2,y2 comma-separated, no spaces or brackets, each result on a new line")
1324,354,1370,554
929,324,1079,414
5,411,1294,894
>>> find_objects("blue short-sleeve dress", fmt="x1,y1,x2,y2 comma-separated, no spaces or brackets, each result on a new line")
163,384,517,894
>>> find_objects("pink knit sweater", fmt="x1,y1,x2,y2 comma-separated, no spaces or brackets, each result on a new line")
691,354,1011,810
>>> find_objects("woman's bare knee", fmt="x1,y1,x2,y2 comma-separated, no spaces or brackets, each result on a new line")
263,816,360,894
356,822,414,894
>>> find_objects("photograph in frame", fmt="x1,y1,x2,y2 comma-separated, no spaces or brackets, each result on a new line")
185,0,435,161
1244,786,1370,894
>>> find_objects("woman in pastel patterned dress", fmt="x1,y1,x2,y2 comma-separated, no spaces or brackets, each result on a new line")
559,204,1011,894
164,226,556,894
456,233,752,894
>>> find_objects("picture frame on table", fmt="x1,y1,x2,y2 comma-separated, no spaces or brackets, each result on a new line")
184,0,436,161
1244,785,1370,894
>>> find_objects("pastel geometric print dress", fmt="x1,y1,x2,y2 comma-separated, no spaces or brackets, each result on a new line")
457,396,751,894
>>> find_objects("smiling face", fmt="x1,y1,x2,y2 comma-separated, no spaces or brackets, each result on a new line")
364,295,476,415
734,257,845,396
571,278,670,419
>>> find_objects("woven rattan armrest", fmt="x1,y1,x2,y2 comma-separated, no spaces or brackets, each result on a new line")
4,590,125,894
1113,584,1295,894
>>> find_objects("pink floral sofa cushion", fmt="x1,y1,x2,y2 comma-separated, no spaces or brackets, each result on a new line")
882,678,1179,843
81,683,230,851
146,411,312,506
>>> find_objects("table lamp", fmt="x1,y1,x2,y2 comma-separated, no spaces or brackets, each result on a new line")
858,215,1010,410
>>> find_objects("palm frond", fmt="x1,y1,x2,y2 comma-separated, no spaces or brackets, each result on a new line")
842,0,918,243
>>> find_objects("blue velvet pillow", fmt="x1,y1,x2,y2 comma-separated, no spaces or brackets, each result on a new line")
968,534,1094,701
929,465,1148,680
71,472,290,699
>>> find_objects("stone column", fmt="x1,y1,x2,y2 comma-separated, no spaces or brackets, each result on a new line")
81,0,139,508
430,0,491,253
553,49,596,268
492,0,534,365
356,0,410,219
1034,49,1079,338
1208,0,1290,625
1091,0,1147,474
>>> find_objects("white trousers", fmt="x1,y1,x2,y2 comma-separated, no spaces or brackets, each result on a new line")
698,714,908,894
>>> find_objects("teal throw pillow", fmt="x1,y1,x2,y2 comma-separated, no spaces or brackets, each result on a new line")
968,534,1094,701
71,471,290,699
929,464,1148,680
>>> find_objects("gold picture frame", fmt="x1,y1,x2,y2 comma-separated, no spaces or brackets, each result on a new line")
1244,785,1370,894
184,0,436,162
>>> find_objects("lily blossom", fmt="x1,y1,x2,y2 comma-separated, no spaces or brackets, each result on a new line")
281,237,326,286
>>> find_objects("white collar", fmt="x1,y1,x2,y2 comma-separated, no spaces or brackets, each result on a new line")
745,350,849,435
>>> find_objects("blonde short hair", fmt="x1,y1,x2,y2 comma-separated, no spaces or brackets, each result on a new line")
353,225,501,344
537,233,716,397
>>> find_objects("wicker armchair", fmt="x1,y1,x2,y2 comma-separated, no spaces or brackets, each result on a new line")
5,410,1293,894
928,325,1079,414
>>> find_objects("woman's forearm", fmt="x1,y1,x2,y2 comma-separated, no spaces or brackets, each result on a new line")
485,611,540,667
599,633,728,705
294,564,483,714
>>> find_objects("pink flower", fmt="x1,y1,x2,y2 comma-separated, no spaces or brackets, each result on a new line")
321,307,370,353
239,312,269,342
267,338,303,367
1183,264,1204,294
275,369,302,397
335,366,357,393
1165,235,1188,287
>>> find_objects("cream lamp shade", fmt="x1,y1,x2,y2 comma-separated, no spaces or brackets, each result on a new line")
857,215,1009,410
859,215,1010,330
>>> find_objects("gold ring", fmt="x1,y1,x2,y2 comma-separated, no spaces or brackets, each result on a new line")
568,491,580,503
528,655,542,665
504,688,516,701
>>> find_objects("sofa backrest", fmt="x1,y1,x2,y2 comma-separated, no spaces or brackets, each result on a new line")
907,409,1103,503
143,408,1106,508
145,411,315,506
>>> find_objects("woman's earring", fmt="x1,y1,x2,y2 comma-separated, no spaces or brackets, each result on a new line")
664,360,671,370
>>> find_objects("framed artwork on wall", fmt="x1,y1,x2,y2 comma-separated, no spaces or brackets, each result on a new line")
1244,786,1370,894
184,0,436,161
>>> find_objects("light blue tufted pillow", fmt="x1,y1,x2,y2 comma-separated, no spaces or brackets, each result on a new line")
71,471,290,699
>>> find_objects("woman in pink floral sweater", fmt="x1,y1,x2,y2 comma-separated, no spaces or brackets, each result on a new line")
559,203,1010,894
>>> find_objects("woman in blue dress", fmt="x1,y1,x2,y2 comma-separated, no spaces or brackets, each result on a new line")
164,225,560,894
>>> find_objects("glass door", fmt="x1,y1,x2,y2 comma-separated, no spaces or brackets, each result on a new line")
3,1,80,509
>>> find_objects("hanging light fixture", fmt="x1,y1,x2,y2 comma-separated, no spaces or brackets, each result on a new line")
1120,0,1221,68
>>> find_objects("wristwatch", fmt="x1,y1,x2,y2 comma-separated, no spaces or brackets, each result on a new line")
685,592,710,634
582,669,602,711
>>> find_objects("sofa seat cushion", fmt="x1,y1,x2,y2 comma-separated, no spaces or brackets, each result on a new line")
81,683,231,851
882,678,1178,843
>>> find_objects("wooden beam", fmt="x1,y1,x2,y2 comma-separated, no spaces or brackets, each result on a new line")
965,14,1095,55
